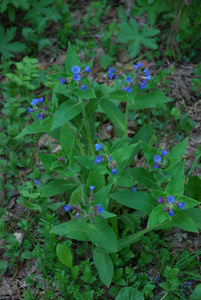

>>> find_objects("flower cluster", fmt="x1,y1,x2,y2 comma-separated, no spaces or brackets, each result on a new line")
94,143,118,175
90,204,104,222
28,97,47,120
153,149,168,169
157,195,186,217
60,65,91,91
64,204,84,220
108,62,151,93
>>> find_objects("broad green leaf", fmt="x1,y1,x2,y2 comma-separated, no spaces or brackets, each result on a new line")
72,87,96,99
16,118,53,139
17,201,42,212
47,202,65,211
69,185,88,206
165,161,185,195
56,243,72,269
116,170,136,187
147,205,168,227
190,284,201,300
183,209,201,229
140,141,157,166
66,42,81,74
37,153,57,171
116,287,144,300
166,137,188,159
50,222,68,236
65,219,90,241
93,184,112,210
72,265,79,280
128,93,171,110
107,90,129,102
110,190,158,214
171,211,198,233
43,179,78,197
0,260,7,274
186,176,201,201
85,96,101,118
93,248,114,287
111,144,138,167
51,100,84,130
76,156,108,174
52,82,68,107
100,98,124,132
129,167,159,190
176,196,200,209
87,221,118,252
60,124,74,157
86,171,105,194
21,251,33,259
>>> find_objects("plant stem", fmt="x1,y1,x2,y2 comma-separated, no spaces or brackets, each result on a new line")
123,100,129,137
82,109,95,156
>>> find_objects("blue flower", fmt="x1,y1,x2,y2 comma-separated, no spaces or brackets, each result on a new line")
96,155,102,163
28,107,33,113
137,62,143,67
64,204,71,211
133,64,138,69
72,65,81,73
161,149,167,156
37,114,43,120
90,186,95,190
124,87,132,93
139,80,147,89
178,202,186,210
132,187,136,191
31,99,38,105
144,68,151,82
167,196,175,203
97,204,104,214
168,209,175,216
126,76,132,83
109,72,114,79
108,157,112,161
73,73,81,81
109,67,114,72
116,76,119,79
60,77,66,84
154,155,161,163
38,97,43,104
81,84,87,91
112,168,118,175
94,160,99,166
85,66,91,72
95,143,102,151
153,163,159,169
35,179,40,185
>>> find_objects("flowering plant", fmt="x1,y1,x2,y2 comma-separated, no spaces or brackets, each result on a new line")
16,43,201,287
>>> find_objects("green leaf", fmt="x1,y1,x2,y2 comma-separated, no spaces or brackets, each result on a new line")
60,124,74,157
182,209,201,229
76,156,108,174
72,265,79,280
100,98,124,132
37,153,57,171
21,251,33,259
66,42,81,74
50,222,68,236
56,243,72,269
171,211,198,233
93,248,114,287
51,100,85,130
47,202,65,211
86,172,105,194
52,82,68,107
43,179,77,197
190,284,201,300
99,54,116,70
176,196,200,209
147,205,168,227
69,185,88,206
117,18,159,58
128,93,171,110
186,176,201,201
88,221,118,252
65,219,90,241
0,260,7,274
93,184,112,210
140,141,157,166
72,87,96,99
111,144,138,167
107,90,129,102
110,190,158,214
116,287,144,300
0,24,25,59
129,167,159,190
116,170,136,187
16,118,53,139
166,137,188,159
165,161,185,195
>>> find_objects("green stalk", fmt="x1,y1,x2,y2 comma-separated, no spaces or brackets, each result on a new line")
82,109,95,156
123,100,129,137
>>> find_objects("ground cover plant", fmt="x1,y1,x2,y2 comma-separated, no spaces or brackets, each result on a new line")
0,0,201,299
